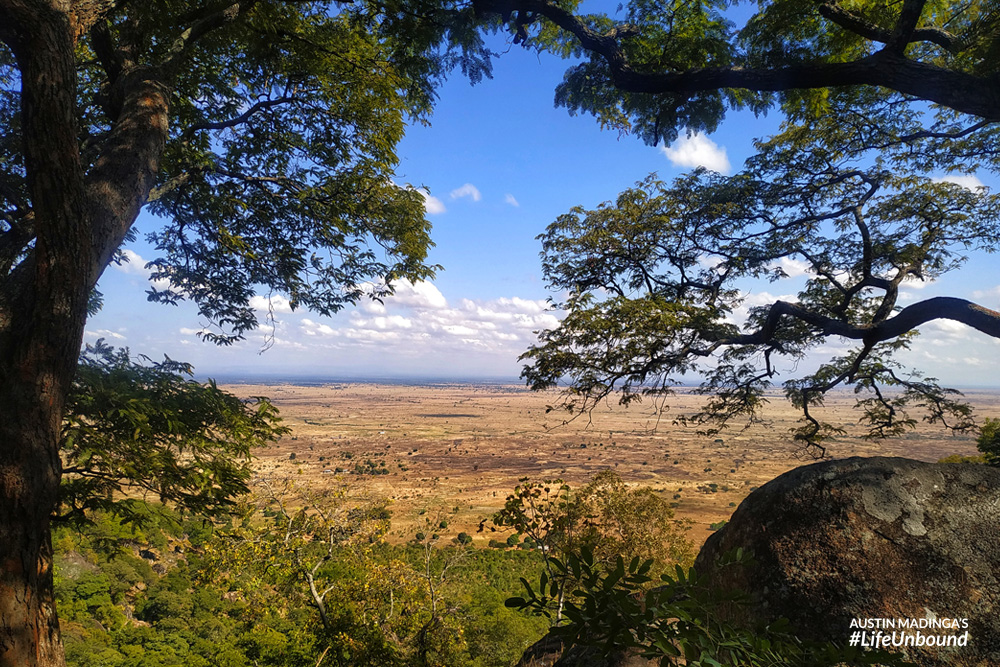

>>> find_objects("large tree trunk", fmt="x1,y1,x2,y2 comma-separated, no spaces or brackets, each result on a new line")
0,383,67,667
0,0,174,653
0,4,117,666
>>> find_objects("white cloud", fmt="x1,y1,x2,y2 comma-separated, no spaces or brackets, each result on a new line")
417,189,447,215
972,285,1000,302
112,249,170,289
932,174,985,190
115,249,151,276
386,279,448,309
504,193,520,207
899,275,932,290
84,328,126,341
281,282,560,371
249,295,295,313
450,183,482,202
724,291,797,327
301,318,338,336
770,257,811,278
660,133,732,174
926,319,972,336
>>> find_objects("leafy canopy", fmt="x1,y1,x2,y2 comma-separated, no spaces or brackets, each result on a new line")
522,109,1000,452
60,341,288,526
478,0,1000,142
1,0,497,344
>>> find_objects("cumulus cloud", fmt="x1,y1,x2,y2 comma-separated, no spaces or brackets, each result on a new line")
286,281,559,367
770,257,811,278
417,188,446,214
450,183,482,202
504,193,520,207
301,318,338,337
899,275,932,290
724,291,797,328
249,295,295,314
115,249,152,276
660,133,732,174
925,319,973,336
385,279,448,309
112,249,170,289
932,174,986,190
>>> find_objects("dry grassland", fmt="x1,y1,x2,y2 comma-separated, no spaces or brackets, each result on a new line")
226,382,1000,550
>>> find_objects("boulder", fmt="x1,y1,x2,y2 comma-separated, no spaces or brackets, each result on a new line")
516,632,655,667
695,456,1000,667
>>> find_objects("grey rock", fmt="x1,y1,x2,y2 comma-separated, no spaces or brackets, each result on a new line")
516,633,655,667
695,456,1000,667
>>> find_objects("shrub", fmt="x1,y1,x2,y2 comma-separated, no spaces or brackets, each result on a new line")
977,418,1000,465
507,548,907,666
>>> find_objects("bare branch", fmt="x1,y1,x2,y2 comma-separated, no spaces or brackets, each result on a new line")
734,297,1000,347
181,95,297,140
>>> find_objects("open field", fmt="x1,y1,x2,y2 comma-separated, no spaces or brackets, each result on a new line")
226,382,1000,550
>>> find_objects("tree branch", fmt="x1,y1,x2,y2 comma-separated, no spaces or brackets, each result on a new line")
888,0,929,53
735,296,1000,347
181,95,297,139
476,0,1000,120
162,1,257,72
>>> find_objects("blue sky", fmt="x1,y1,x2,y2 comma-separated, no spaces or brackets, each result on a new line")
85,32,1000,387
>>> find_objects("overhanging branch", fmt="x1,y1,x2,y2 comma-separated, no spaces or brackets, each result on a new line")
734,296,1000,346
475,0,1000,120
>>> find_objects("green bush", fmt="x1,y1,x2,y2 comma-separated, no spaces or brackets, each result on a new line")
977,418,1000,465
507,548,909,666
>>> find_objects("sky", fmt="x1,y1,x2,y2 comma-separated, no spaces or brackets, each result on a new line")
85,30,1000,387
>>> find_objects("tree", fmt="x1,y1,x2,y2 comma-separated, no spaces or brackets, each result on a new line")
208,479,481,666
483,472,692,623
977,418,1000,465
60,340,287,527
208,478,413,665
573,470,692,572
522,112,1000,452
472,0,1000,141
481,478,578,622
0,2,491,664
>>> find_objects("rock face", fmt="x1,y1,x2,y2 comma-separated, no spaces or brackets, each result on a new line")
695,456,1000,667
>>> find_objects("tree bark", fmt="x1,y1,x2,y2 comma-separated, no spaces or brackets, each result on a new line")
0,384,66,667
0,4,90,666
0,2,168,664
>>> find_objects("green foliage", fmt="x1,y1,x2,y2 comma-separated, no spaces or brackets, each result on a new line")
60,341,288,526
521,110,1000,451
494,0,1000,144
977,417,1000,465
484,472,693,625
14,0,496,345
55,499,548,667
548,0,751,144
937,453,987,464
507,548,911,667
